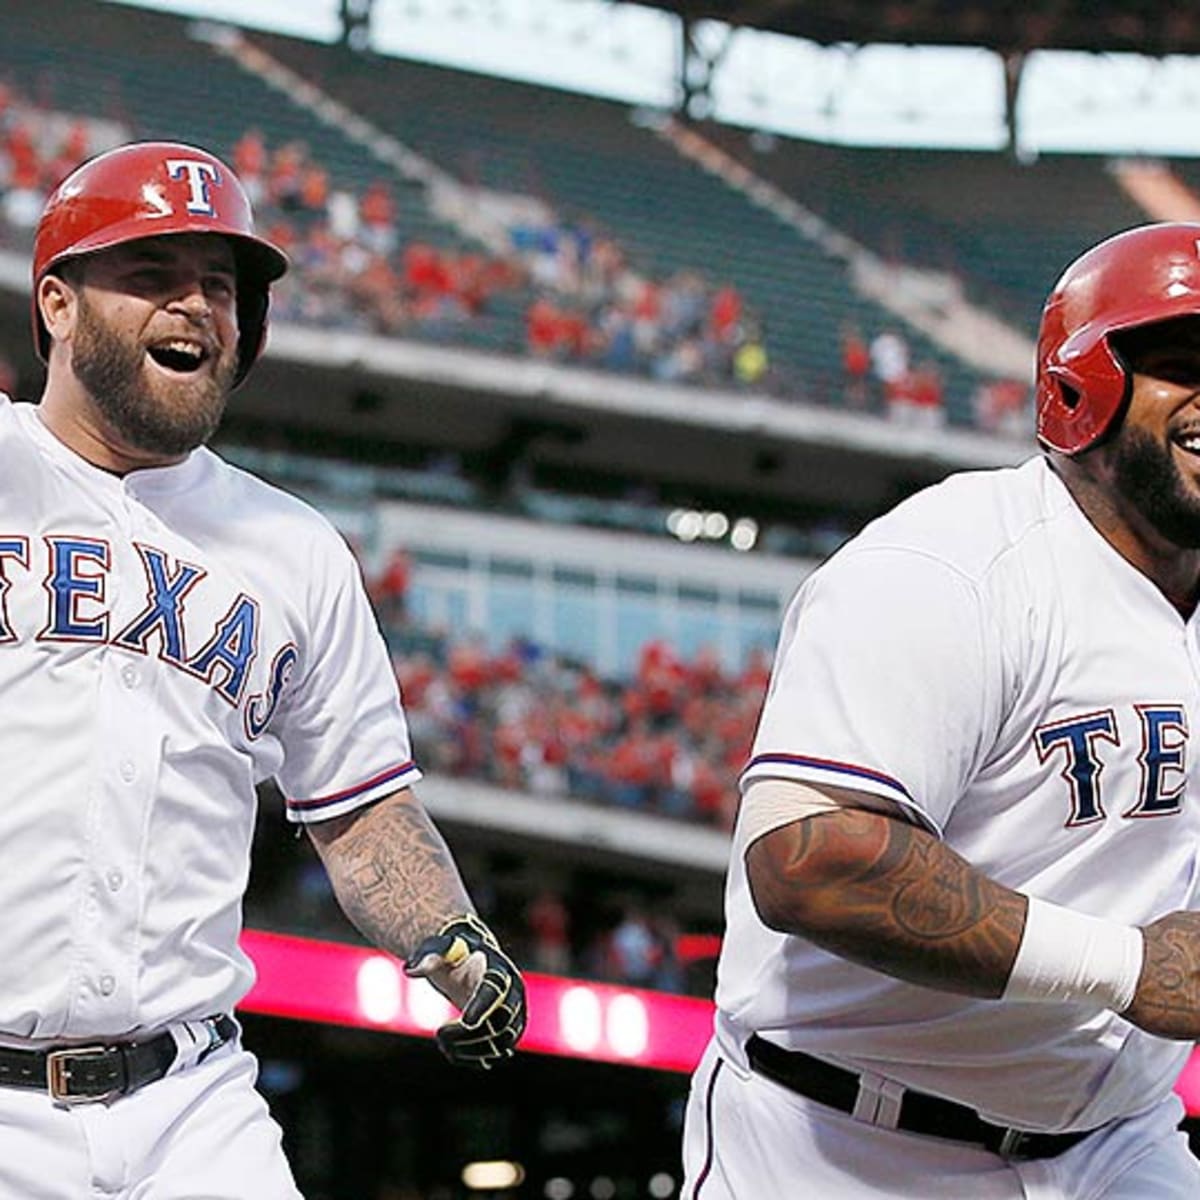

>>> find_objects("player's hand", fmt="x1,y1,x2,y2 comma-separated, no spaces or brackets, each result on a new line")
1122,911,1200,1040
405,913,527,1069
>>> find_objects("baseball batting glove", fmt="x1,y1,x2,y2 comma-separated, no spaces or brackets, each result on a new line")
405,913,527,1069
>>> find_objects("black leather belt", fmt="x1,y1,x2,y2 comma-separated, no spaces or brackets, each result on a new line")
0,1014,237,1105
746,1034,1095,1161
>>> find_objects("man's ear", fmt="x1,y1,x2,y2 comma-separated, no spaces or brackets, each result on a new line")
38,273,79,347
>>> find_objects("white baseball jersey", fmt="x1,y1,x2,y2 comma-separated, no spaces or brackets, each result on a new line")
0,395,420,1040
716,455,1200,1132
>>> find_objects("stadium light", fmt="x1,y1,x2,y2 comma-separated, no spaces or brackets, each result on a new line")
730,516,758,551
462,1160,526,1190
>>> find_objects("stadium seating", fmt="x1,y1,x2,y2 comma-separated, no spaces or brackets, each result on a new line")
246,31,1002,422
1,0,1070,422
701,125,1148,329
0,0,450,243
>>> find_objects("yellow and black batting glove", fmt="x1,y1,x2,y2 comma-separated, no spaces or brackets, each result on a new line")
404,913,527,1069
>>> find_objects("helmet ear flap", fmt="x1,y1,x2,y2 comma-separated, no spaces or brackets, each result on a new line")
1037,333,1129,454
234,282,270,387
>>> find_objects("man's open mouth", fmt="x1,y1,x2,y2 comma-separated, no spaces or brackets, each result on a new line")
147,339,210,374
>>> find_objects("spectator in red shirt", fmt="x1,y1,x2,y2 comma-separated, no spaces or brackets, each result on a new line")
526,890,571,975
232,128,268,205
371,547,411,629
359,180,397,256
268,140,306,212
709,283,743,343
841,322,872,409
448,635,491,695
299,162,329,215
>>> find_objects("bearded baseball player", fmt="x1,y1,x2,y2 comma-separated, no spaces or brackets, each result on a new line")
682,223,1200,1198
0,140,525,1198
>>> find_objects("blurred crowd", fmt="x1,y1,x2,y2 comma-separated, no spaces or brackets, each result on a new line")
517,219,770,387
0,80,1039,423
0,81,97,232
838,321,1030,431
377,588,765,832
390,625,763,830
227,129,527,339
0,83,771,389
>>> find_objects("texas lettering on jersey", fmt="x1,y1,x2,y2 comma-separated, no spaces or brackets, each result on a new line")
0,532,295,739
1036,705,1189,826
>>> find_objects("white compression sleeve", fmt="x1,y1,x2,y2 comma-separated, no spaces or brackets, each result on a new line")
738,778,842,850
1003,895,1144,1013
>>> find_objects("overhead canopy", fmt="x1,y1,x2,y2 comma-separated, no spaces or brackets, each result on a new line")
640,2,1200,56
335,2,1198,151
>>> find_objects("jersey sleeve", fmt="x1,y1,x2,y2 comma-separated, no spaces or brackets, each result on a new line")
743,546,1005,834
273,531,421,824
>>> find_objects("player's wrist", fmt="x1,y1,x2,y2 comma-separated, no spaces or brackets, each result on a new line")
1003,895,1144,1013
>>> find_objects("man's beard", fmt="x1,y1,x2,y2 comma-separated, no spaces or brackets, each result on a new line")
71,295,236,458
1111,424,1200,549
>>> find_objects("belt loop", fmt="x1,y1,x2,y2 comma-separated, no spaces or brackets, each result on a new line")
165,1016,233,1077
851,1070,906,1129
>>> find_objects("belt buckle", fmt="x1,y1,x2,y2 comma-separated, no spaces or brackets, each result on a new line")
997,1127,1032,1159
46,1046,120,1105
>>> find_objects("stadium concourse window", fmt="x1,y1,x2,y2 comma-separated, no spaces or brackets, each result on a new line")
392,550,781,684
551,566,601,666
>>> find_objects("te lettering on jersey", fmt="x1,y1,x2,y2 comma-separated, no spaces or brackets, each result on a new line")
0,535,294,740
1035,706,1189,825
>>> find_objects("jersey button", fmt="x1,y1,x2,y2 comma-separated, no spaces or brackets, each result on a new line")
107,870,124,892
98,975,116,997
121,665,139,689
119,761,136,783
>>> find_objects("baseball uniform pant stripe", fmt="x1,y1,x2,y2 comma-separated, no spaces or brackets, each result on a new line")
688,1053,724,1199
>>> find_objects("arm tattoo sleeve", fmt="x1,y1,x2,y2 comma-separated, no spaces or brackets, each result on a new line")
310,790,474,961
746,808,1028,998
1123,912,1200,1039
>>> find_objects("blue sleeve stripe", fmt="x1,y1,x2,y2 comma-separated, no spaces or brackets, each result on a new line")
287,760,419,811
742,752,913,803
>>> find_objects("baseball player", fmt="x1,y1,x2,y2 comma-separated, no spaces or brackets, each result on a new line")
682,223,1200,1198
0,140,525,1199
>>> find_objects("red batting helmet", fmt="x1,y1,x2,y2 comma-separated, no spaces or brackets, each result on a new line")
1037,222,1200,454
32,140,288,387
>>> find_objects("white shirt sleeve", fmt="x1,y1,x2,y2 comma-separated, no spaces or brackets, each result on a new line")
743,545,1005,834
273,532,421,823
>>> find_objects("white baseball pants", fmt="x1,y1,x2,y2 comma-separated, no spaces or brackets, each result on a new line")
0,1041,302,1199
682,1038,1200,1199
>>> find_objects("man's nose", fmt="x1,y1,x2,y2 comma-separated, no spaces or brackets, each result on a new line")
167,279,212,319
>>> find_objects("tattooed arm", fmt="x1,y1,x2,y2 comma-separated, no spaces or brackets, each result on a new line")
1124,913,1200,1040
747,788,1200,1037
746,796,1027,998
307,787,476,1001
309,788,527,1066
